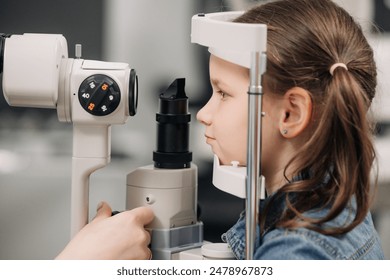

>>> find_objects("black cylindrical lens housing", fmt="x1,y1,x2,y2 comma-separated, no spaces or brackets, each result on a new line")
153,78,192,169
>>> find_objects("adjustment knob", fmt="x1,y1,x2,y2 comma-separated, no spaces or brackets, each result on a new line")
78,74,121,116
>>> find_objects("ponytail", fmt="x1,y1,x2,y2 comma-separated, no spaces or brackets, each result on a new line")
299,66,375,234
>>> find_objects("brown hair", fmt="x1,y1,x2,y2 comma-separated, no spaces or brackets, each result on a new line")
235,0,377,235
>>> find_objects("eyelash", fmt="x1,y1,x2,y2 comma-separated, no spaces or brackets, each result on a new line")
217,90,227,100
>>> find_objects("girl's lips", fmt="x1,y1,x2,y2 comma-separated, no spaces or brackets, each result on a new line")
205,135,215,144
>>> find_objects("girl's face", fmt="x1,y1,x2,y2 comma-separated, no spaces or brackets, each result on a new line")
197,55,312,192
197,55,283,169
196,55,250,166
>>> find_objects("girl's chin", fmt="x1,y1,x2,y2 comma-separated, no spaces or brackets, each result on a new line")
214,154,230,165
216,155,246,167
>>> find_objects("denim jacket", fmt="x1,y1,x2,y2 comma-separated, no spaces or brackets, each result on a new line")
223,193,384,260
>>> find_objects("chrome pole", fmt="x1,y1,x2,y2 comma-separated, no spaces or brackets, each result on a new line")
245,51,266,260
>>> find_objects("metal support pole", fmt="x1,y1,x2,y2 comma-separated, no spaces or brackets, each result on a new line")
245,52,266,260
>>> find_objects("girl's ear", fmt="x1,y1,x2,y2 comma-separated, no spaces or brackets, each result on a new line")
278,87,312,138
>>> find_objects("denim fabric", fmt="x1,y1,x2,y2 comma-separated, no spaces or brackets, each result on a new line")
223,198,385,260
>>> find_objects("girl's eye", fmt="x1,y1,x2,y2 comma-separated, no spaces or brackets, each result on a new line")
218,91,227,100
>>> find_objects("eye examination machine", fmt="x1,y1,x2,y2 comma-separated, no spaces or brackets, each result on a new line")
0,33,138,238
0,10,267,260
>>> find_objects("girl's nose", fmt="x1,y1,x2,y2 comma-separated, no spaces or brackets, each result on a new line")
196,101,212,126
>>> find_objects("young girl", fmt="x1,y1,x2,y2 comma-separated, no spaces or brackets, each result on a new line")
197,0,384,259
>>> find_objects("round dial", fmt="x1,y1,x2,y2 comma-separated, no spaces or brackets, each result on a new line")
78,74,121,116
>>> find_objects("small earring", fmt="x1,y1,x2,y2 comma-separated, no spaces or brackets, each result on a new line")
282,129,288,135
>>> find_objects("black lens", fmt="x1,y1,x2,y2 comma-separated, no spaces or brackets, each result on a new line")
128,69,138,116
153,78,192,169
1,35,6,74
0,34,11,74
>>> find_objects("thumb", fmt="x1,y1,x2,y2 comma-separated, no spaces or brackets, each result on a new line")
129,206,155,226
92,201,112,223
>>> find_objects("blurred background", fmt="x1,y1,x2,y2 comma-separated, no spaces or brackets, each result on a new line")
0,0,389,259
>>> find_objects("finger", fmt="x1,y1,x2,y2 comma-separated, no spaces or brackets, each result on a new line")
141,228,152,246
139,247,153,260
127,206,155,225
92,201,112,223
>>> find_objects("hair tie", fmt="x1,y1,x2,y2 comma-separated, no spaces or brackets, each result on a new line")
329,63,348,76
